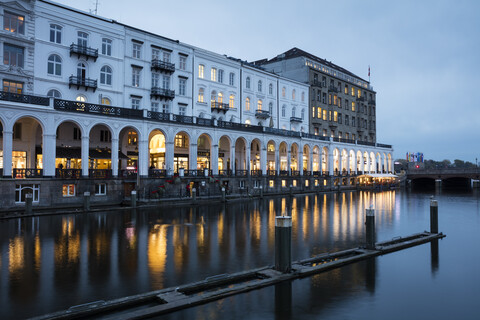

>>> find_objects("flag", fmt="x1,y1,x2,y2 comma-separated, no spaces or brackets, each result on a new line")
368,65,370,77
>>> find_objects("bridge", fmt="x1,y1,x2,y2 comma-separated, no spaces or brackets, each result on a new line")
406,168,480,188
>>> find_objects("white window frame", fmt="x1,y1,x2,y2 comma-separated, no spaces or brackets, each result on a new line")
132,42,142,59
62,184,75,197
179,78,186,96
95,183,107,195
50,24,62,44
100,65,112,85
15,184,40,203
179,55,187,70
102,38,112,56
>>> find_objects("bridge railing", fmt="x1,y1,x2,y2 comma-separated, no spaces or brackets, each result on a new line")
407,168,480,175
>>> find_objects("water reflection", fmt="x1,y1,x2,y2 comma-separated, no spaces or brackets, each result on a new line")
1,190,399,319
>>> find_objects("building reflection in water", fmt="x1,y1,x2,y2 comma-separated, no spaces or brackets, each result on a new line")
0,190,398,319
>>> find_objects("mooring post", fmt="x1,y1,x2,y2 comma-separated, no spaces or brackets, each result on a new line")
260,185,264,198
275,215,292,273
192,188,196,203
83,191,90,211
131,190,137,208
25,193,33,215
289,184,293,197
221,187,226,202
365,208,375,250
430,199,438,234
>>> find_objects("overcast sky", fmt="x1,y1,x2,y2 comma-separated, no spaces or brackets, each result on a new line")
54,0,480,163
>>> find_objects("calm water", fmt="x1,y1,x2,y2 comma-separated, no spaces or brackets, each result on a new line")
1,190,479,319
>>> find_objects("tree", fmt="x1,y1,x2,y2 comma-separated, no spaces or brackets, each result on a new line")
454,159,465,168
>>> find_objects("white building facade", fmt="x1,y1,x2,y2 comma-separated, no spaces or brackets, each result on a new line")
0,0,393,208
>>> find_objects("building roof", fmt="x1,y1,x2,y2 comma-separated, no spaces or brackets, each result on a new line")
253,47,368,83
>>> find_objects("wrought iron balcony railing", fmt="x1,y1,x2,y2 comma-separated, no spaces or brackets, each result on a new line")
0,91,49,106
70,44,98,61
151,87,175,100
69,76,97,91
255,109,270,119
151,59,175,73
211,101,229,113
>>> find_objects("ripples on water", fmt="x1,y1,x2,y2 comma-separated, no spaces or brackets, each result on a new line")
1,190,479,319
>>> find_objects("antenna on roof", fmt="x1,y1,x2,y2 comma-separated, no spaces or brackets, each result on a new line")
89,0,99,15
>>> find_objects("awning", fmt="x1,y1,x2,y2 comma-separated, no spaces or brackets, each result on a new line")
89,148,129,160
358,173,398,179
56,147,81,158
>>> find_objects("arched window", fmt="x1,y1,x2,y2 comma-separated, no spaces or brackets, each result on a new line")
47,89,61,98
211,90,217,104
76,95,86,102
246,77,251,89
102,97,111,105
218,92,223,103
77,62,86,79
47,54,61,75
301,91,305,102
269,83,273,95
198,88,204,102
100,65,112,85
269,102,273,114
292,107,296,117
245,119,251,125
258,80,262,92
292,89,296,100
77,31,88,47
282,87,286,97
282,105,286,117
246,97,250,111
229,94,235,108
257,99,262,110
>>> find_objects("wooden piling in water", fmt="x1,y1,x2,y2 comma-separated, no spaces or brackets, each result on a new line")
366,208,375,249
275,216,292,273
430,199,438,234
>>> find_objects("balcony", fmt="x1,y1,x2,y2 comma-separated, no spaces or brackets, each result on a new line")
255,109,270,119
328,85,339,93
151,59,175,73
151,87,175,100
290,116,302,123
13,168,43,179
68,76,97,92
70,44,98,61
0,91,49,106
211,101,229,113
357,96,365,102
54,99,143,119
311,79,324,87
368,99,376,105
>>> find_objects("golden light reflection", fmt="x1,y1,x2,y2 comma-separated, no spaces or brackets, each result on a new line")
173,225,184,267
217,213,224,245
268,199,276,245
34,233,41,270
55,217,81,264
321,194,327,236
313,196,320,238
148,224,168,275
250,209,261,242
9,237,24,273
197,223,205,248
